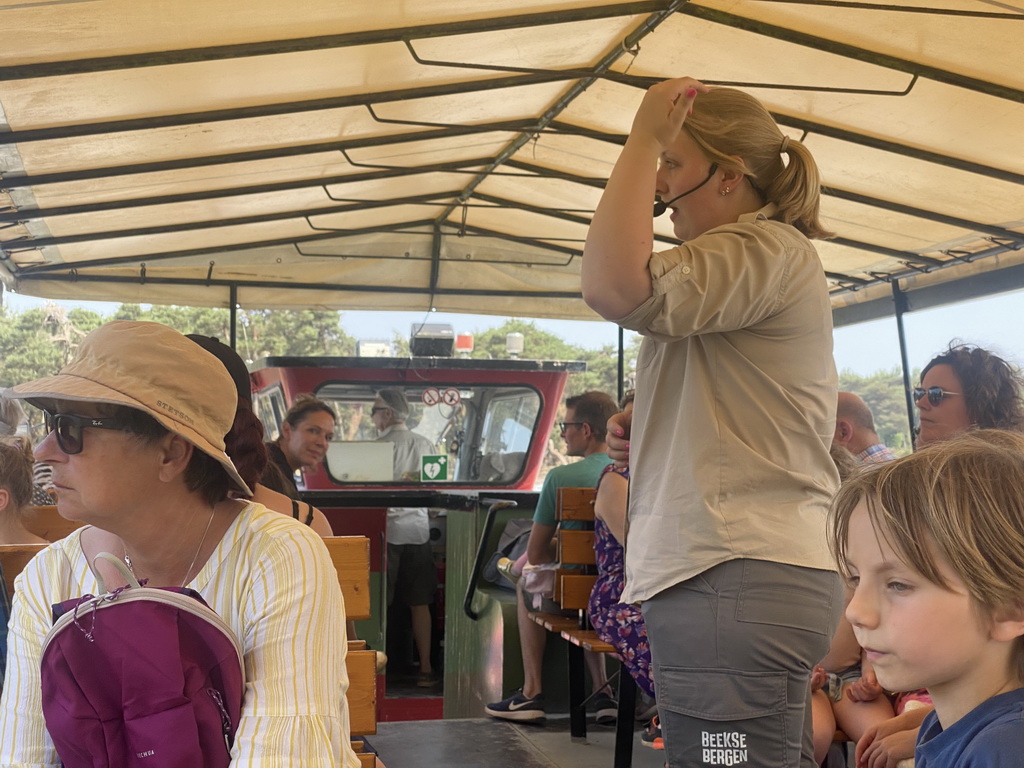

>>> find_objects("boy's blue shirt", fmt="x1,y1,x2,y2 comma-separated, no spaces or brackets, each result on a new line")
916,687,1024,767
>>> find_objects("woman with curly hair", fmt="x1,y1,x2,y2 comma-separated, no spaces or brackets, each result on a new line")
914,343,1024,447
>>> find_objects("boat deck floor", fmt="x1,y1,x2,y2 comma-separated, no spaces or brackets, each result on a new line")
367,716,667,768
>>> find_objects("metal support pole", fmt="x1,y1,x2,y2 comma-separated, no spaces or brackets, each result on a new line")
617,326,625,403
229,285,238,349
892,281,916,445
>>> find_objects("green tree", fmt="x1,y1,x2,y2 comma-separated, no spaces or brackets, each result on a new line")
242,309,356,358
0,304,105,388
109,305,357,361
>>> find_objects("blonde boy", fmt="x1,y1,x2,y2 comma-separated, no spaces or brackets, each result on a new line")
828,430,1024,767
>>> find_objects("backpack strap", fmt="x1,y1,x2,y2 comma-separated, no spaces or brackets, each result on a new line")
92,551,142,594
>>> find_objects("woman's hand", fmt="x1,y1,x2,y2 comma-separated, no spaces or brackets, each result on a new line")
630,77,709,151
606,410,632,466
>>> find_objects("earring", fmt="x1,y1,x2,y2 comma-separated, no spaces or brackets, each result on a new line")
720,187,730,196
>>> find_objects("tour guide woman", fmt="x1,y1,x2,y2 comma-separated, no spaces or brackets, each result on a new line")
581,77,841,766
0,320,359,767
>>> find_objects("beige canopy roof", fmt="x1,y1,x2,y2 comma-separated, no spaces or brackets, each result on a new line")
1,0,1022,325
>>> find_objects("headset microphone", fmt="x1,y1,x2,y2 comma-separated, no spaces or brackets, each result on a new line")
653,163,719,217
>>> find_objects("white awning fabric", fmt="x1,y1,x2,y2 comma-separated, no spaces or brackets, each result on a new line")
1,1,1021,322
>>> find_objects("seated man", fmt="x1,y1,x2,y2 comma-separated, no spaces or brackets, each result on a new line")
485,390,618,723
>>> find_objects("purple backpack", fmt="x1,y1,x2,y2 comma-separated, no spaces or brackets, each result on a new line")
40,553,245,768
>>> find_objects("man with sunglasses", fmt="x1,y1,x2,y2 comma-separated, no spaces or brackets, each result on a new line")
486,390,618,724
833,392,896,465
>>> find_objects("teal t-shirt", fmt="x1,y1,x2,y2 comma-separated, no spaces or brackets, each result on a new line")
532,452,613,527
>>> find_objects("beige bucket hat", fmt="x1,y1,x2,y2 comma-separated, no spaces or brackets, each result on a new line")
3,320,251,496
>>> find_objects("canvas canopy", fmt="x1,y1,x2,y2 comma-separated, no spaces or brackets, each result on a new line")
1,0,1021,326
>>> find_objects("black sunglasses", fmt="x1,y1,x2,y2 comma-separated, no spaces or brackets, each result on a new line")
370,406,390,414
44,411,124,455
912,387,961,407
559,421,584,432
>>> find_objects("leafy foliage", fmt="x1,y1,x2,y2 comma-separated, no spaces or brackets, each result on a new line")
0,303,357,390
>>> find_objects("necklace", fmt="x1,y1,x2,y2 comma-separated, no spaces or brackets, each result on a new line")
122,506,218,588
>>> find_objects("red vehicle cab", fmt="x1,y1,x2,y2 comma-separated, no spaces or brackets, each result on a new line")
249,352,585,720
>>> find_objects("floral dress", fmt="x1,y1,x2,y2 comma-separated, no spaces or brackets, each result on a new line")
586,464,655,699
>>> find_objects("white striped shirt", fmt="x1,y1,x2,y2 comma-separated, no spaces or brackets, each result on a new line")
0,502,359,767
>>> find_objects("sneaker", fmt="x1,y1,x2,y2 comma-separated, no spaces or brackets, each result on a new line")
416,671,440,688
640,716,664,750
593,693,617,725
485,688,546,722
496,557,520,586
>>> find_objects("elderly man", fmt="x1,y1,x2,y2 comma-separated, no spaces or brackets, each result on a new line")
833,391,896,464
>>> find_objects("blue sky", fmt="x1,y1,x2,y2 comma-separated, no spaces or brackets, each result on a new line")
4,287,1022,378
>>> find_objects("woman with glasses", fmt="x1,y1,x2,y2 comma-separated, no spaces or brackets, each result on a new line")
914,343,1024,448
0,320,359,767
581,77,840,767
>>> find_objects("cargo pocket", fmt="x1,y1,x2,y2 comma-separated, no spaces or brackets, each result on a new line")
658,666,788,766
735,560,839,637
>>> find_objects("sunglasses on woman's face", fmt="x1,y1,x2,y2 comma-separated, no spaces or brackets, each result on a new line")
912,387,961,407
44,411,124,455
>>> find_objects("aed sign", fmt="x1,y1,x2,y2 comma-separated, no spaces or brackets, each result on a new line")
421,455,449,481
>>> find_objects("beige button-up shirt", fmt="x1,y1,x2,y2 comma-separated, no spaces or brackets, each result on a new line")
617,205,839,604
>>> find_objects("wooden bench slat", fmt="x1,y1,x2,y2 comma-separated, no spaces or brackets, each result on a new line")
557,529,595,566
558,573,596,611
556,487,596,522
560,628,615,654
527,611,578,633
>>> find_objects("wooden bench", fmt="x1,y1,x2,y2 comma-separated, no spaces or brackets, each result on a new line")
527,486,637,768
0,534,380,761
23,504,84,543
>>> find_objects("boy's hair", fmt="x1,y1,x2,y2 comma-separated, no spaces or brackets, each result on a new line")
922,343,1024,432
565,391,618,442
684,87,832,240
829,429,1024,680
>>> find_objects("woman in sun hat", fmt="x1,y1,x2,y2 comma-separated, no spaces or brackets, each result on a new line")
0,320,359,767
